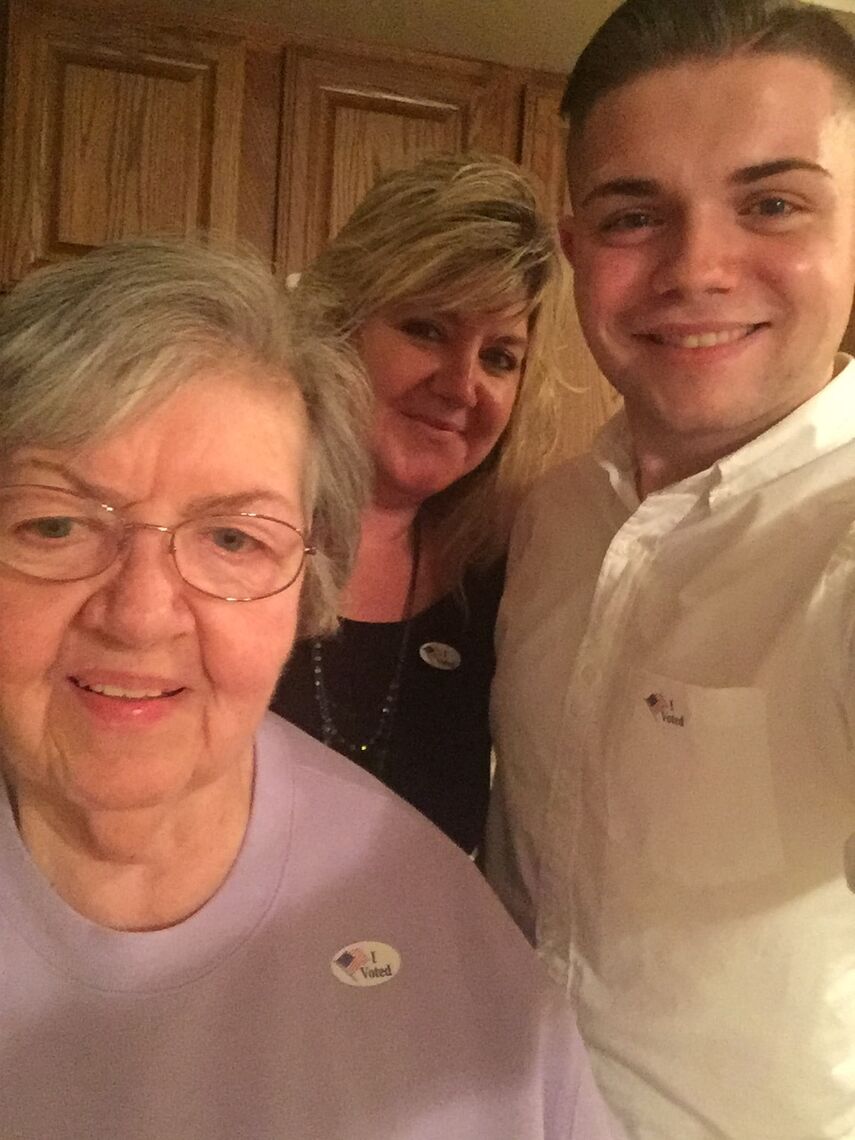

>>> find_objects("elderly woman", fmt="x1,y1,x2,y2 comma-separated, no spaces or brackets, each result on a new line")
0,240,619,1140
272,155,570,853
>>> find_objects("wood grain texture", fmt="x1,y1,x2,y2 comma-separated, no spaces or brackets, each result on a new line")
843,307,855,357
0,0,245,284
0,0,7,118
0,0,624,452
518,72,569,220
516,72,620,459
551,351,623,461
55,61,205,244
277,48,515,274
325,97,462,238
236,46,281,263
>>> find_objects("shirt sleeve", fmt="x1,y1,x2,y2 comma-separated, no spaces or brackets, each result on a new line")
484,487,542,940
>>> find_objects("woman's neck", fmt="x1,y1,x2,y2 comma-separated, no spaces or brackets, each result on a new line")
10,754,253,930
358,502,420,549
339,502,420,622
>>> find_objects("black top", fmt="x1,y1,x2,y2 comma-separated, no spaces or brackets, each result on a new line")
271,560,505,854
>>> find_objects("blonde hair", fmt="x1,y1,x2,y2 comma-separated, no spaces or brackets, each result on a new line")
0,238,371,635
296,153,574,582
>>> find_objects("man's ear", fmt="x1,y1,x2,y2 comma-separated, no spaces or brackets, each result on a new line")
558,215,575,267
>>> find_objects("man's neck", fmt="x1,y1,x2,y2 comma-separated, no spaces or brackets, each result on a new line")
628,365,842,499
633,433,746,498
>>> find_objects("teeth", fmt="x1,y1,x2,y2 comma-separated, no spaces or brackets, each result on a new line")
655,327,753,349
84,683,168,699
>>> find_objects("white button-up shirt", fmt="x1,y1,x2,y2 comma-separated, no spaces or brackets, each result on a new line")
487,357,855,1140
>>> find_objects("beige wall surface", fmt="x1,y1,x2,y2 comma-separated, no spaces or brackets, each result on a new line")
198,0,853,72
198,0,618,72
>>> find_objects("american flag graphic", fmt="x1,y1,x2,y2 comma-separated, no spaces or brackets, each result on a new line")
334,947,370,976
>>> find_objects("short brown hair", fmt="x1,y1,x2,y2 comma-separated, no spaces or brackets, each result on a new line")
562,0,855,134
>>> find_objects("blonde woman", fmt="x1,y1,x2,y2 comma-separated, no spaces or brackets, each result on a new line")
272,154,571,853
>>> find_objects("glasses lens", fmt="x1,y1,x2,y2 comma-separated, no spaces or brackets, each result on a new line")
174,515,306,600
0,486,118,581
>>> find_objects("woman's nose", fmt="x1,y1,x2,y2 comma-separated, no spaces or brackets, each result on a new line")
431,344,480,406
77,528,194,648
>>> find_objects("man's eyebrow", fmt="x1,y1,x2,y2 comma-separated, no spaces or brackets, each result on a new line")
730,158,832,184
580,179,661,208
579,160,832,208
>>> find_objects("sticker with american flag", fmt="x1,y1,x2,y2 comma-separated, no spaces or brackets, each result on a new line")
644,691,686,727
330,941,402,988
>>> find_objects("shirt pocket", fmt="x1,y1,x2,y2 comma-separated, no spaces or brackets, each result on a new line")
605,668,785,887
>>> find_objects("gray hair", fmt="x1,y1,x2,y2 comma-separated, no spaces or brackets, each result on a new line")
562,0,855,141
296,153,574,581
0,238,371,635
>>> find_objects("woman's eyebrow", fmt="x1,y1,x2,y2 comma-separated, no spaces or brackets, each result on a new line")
6,461,299,517
5,458,114,502
182,490,301,516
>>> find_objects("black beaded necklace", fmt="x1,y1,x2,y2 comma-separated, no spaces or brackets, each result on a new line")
310,518,422,775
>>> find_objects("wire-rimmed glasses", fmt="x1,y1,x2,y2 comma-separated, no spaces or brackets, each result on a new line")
0,484,315,602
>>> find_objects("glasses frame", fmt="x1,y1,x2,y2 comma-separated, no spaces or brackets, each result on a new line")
0,484,316,603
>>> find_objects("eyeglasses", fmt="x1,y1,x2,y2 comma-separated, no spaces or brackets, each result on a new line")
0,484,316,602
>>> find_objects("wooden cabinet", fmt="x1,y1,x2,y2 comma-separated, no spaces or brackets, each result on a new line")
844,311,855,358
0,1,245,282
516,72,622,448
278,45,517,273
0,0,616,456
518,72,569,220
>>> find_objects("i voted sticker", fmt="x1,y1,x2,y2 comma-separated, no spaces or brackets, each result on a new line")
331,941,402,988
419,641,461,671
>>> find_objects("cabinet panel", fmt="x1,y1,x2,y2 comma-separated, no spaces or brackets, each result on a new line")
236,47,282,263
327,97,462,237
55,60,207,244
519,76,570,220
517,74,621,458
279,48,516,273
844,308,855,357
0,1,245,284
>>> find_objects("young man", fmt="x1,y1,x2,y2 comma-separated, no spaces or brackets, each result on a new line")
486,2,855,1138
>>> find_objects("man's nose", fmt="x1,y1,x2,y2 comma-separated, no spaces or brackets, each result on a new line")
652,211,739,298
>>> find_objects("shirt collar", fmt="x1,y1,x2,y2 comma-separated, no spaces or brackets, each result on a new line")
592,355,855,509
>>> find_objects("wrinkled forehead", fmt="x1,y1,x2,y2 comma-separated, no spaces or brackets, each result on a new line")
2,368,310,508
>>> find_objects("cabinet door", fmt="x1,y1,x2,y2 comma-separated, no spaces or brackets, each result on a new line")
844,309,855,357
518,74,623,458
0,1,245,285
278,46,516,273
519,75,570,221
